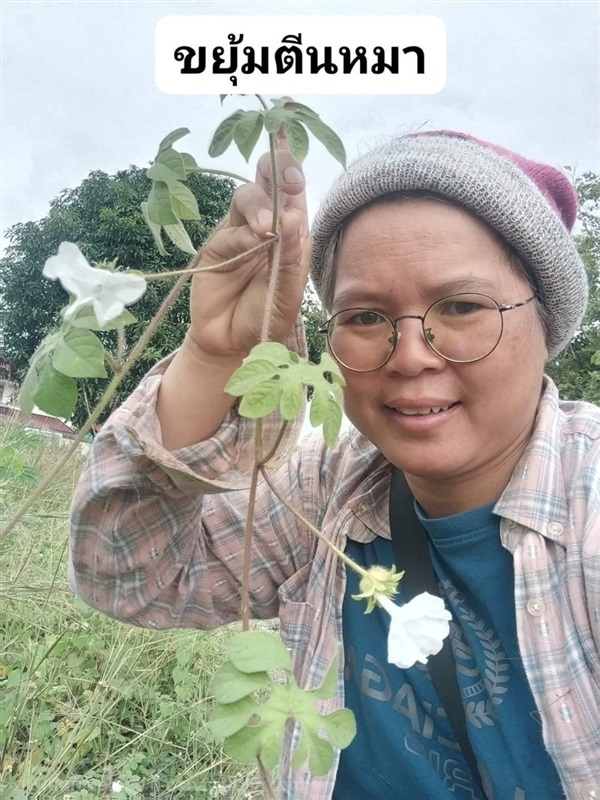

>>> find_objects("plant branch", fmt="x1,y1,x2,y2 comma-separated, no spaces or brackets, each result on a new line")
0,274,190,543
258,420,288,465
143,237,277,281
256,94,269,110
257,755,280,799
240,461,260,632
259,466,369,578
194,167,250,183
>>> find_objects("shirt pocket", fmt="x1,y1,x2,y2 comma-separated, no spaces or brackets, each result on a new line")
278,561,314,681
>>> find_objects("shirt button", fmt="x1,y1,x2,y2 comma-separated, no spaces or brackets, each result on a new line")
506,520,518,530
547,521,564,536
582,785,599,800
527,599,545,616
358,502,371,513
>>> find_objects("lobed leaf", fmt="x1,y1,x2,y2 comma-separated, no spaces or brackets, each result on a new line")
245,341,291,366
140,201,168,257
158,127,190,153
52,328,107,379
209,661,271,704
239,381,282,419
279,378,304,421
284,119,309,163
321,708,357,750
147,181,179,225
227,631,292,674
233,111,264,162
209,696,258,738
225,359,280,396
209,110,245,158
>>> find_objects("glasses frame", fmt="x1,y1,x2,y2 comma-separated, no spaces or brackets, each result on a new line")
318,293,536,372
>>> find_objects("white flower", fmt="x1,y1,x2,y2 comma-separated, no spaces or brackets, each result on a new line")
43,242,146,327
377,591,452,670
111,780,124,793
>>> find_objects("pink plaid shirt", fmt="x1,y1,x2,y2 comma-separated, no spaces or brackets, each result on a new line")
69,322,600,800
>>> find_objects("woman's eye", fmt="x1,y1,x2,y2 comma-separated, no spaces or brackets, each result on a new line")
441,301,480,315
348,310,383,325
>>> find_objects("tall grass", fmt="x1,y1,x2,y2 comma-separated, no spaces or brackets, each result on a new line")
0,422,259,799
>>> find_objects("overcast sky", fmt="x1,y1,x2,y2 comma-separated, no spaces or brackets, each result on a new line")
1,0,599,259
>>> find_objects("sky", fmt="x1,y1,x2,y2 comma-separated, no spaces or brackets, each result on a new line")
1,0,599,259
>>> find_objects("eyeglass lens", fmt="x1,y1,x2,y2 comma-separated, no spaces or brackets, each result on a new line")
327,294,503,370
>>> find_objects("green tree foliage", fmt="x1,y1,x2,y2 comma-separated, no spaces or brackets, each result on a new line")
546,170,600,404
0,165,327,428
0,166,234,427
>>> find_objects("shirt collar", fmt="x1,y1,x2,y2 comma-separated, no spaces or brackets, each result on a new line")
347,377,568,546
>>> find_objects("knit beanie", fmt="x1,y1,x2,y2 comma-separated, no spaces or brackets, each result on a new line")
310,130,588,358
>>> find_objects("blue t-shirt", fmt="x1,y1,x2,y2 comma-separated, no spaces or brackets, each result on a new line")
333,503,564,800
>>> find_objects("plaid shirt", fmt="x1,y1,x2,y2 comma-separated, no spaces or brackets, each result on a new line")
69,323,600,800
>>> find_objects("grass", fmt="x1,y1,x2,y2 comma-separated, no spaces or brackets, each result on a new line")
0,422,260,799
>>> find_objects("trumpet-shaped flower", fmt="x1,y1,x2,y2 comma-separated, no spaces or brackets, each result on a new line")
43,242,146,328
377,592,452,669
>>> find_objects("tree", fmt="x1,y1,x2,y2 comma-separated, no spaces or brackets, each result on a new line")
0,165,326,428
545,170,600,404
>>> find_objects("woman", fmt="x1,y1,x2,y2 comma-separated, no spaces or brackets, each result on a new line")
69,130,599,799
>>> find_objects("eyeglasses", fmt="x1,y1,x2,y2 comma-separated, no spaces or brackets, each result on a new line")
318,293,536,372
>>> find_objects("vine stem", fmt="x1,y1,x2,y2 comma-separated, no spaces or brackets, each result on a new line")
0,274,189,543
143,237,276,281
257,755,280,800
259,466,370,579
240,123,284,631
193,166,250,183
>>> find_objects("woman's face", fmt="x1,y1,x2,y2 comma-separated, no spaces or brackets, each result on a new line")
331,198,548,489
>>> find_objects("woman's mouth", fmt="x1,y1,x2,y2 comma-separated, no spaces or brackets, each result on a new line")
385,401,461,432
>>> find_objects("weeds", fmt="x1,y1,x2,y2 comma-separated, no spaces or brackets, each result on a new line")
0,422,259,799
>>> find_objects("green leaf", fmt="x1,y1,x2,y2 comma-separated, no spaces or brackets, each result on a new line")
239,381,282,419
19,344,51,415
52,328,107,378
209,661,271,704
140,201,168,257
321,708,357,749
155,147,186,180
307,732,335,776
163,218,197,255
209,110,245,158
71,305,137,331
245,341,292,366
209,696,258,738
284,119,309,163
147,181,178,225
180,151,199,173
32,360,77,418
264,107,289,134
168,181,200,220
295,114,346,169
279,376,303,421
146,161,182,185
322,394,343,447
158,127,190,153
225,360,279,396
223,724,264,763
283,101,321,119
227,631,292,674
233,111,264,162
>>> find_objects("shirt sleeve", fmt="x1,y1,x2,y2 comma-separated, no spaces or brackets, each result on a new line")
68,317,324,630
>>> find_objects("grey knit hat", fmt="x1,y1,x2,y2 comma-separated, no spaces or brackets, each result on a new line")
310,130,588,358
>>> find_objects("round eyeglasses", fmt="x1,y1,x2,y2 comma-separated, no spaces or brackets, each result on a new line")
318,293,536,372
